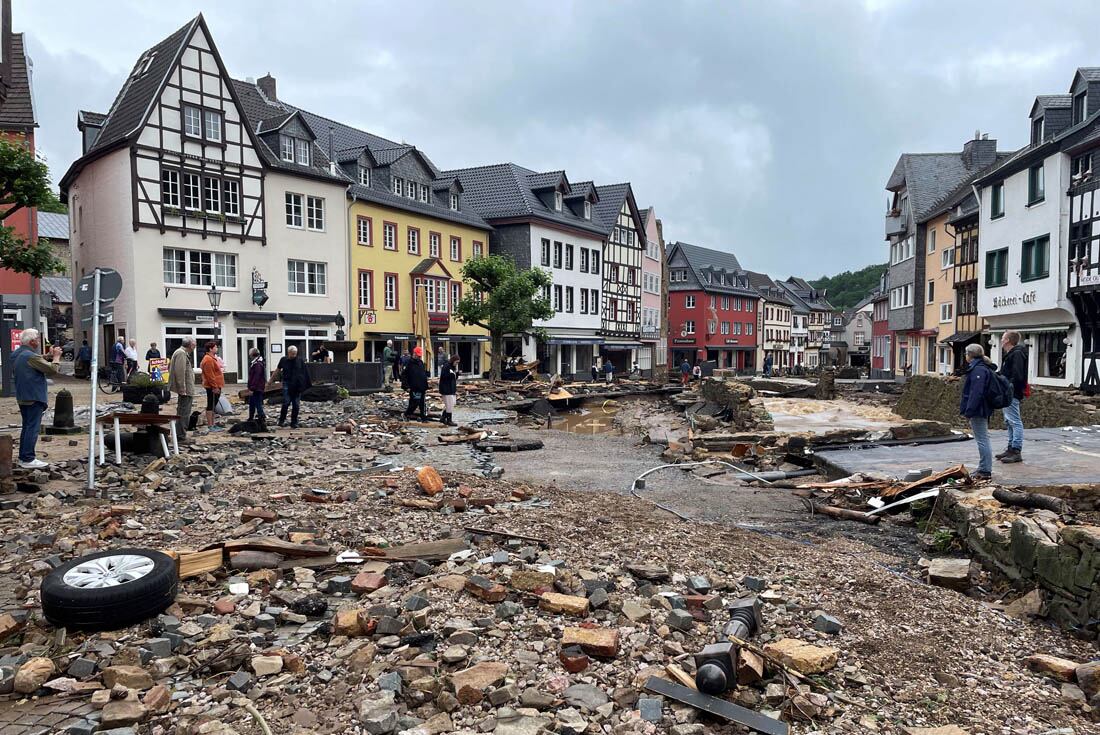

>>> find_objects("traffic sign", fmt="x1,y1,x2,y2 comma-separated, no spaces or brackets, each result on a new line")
76,268,122,307
80,306,113,325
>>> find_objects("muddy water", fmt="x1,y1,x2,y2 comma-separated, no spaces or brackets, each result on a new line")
763,396,904,434
539,394,672,436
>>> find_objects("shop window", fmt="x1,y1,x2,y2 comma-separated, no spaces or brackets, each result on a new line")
1036,331,1067,378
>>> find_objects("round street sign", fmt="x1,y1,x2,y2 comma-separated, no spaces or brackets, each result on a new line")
75,268,123,308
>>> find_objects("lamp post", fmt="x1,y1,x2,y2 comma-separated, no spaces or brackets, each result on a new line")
207,283,222,347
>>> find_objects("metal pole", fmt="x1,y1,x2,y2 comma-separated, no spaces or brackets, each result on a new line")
86,269,101,493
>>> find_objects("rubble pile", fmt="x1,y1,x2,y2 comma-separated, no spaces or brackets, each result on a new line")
895,375,1099,428
696,378,774,432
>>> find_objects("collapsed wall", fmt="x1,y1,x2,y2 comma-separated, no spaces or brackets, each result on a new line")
895,375,1098,429
699,377,774,431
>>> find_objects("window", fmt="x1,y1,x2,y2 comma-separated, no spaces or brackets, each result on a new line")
392,177,403,195
1021,235,1050,281
436,279,448,312
280,136,295,162
1074,91,1087,125
472,241,483,259
183,172,200,211
420,184,429,203
384,273,397,310
890,235,914,264
406,180,416,199
580,248,589,273
541,239,551,267
288,260,327,295
161,169,180,208
183,105,202,138
359,167,371,186
941,247,954,269
306,196,324,231
451,282,461,310
1031,116,1044,145
163,248,237,288
408,227,420,255
591,250,599,273
927,280,934,303
685,295,696,309
734,322,742,335
553,285,562,312
685,320,695,335
295,138,311,166
939,303,953,323
709,295,716,308
722,296,730,310
1037,330,1068,378
357,216,372,246
383,222,397,250
554,191,563,211
927,228,935,253
358,270,373,308
589,289,599,314
430,232,441,258
565,244,574,270
1028,164,1044,205
553,242,562,268
203,177,220,213
450,237,461,261
583,200,591,219
285,193,303,227
450,193,459,211
223,180,239,217
889,285,912,309
1073,153,1093,179
203,109,222,143
580,289,589,314
746,323,753,336
985,248,1008,287
991,182,1005,218
565,286,574,313
720,321,730,335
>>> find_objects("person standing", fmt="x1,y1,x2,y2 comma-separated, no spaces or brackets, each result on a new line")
764,354,773,377
76,339,92,380
382,339,396,385
680,358,692,386
275,345,310,428
200,341,224,430
439,353,461,426
692,363,702,381
997,331,1028,464
399,350,411,389
124,338,139,377
11,329,62,469
960,343,995,480
110,336,127,387
590,360,599,382
168,337,196,442
403,346,429,421
603,358,615,384
246,347,268,430
145,342,161,361
310,343,330,363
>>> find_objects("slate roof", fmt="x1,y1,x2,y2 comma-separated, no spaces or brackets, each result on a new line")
40,276,72,304
78,110,107,127
782,277,833,311
975,108,1100,186
0,34,37,129
440,163,608,237
1074,68,1100,84
592,183,631,235
669,241,757,297
347,183,489,230
886,153,980,221
37,211,69,240
744,271,794,306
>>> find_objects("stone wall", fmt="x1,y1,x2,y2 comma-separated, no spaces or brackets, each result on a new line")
895,375,1098,429
941,490,1100,635
699,378,774,431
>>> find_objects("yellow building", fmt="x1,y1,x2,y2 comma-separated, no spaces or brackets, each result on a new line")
341,145,492,375
921,211,957,375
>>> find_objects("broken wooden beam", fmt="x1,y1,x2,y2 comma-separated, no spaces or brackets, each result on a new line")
992,488,1070,515
217,537,332,558
809,503,880,525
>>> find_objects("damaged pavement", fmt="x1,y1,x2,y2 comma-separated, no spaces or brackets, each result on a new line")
0,374,1097,735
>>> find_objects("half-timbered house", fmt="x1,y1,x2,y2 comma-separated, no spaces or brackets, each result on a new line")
591,183,644,372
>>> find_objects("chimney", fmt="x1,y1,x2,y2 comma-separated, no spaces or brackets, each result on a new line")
962,133,997,169
257,73,276,102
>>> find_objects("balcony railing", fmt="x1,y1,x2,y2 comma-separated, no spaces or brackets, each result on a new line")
885,212,907,237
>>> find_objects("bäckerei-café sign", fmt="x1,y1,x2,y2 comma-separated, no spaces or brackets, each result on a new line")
991,290,1037,309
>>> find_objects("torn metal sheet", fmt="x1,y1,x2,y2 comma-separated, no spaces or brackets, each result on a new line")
643,676,789,735
867,488,940,516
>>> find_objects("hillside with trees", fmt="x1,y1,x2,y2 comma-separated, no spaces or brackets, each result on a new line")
809,263,887,310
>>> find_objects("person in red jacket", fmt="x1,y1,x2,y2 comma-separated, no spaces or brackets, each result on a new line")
246,347,268,430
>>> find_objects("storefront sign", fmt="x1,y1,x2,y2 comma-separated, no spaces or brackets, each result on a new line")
672,337,695,345
723,339,739,345
9,328,21,352
992,291,1038,309
359,309,377,325
1080,273,1100,287
640,326,659,340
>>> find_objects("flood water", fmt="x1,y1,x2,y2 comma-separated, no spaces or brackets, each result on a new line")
538,394,672,435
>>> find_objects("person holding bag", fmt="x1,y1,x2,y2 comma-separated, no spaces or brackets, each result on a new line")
200,341,225,431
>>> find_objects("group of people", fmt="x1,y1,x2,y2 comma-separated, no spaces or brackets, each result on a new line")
382,339,461,425
678,358,703,385
959,331,1028,480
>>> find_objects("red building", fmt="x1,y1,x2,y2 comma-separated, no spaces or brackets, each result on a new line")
0,0,41,329
665,241,759,370
870,290,891,377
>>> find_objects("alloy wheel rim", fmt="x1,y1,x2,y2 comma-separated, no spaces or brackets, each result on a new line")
62,554,155,588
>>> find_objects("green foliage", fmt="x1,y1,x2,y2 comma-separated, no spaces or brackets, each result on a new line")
0,137,66,276
455,255,554,379
809,263,887,310
37,187,68,214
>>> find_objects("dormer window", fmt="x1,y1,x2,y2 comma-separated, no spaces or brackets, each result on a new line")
1074,91,1087,125
420,185,429,203
280,135,310,165
450,193,459,211
281,136,294,163
135,52,157,77
554,191,563,212
1031,116,1044,145
405,180,416,199
392,177,403,195
358,167,371,186
583,200,591,220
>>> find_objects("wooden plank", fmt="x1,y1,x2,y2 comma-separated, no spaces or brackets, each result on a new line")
665,664,697,690
881,464,967,498
178,548,224,579
382,538,468,561
218,537,332,558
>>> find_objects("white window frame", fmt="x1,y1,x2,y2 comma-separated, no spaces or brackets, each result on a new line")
359,167,371,186
383,223,397,251
554,191,563,211
358,270,372,308
685,320,695,335
280,135,295,163
408,228,420,255
161,169,180,208
553,285,562,312
392,177,403,195
420,184,429,203
163,248,237,289
182,172,201,211
285,192,303,228
940,302,953,323
223,179,239,217
430,232,441,258
357,217,371,246
294,138,311,166
941,247,955,269
450,236,461,261
203,109,222,143
450,192,459,210
183,105,202,138
685,295,696,309
288,259,328,296
306,196,325,231
203,177,221,213
927,228,935,254
384,274,397,310
583,200,591,219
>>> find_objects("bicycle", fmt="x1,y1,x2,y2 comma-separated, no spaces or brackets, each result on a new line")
96,364,126,394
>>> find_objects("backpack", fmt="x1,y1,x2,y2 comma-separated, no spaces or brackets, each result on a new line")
985,370,1014,410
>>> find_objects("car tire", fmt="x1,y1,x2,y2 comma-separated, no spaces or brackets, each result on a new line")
40,548,178,630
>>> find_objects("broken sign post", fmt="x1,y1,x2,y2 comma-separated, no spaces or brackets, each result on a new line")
77,267,123,495
643,676,789,735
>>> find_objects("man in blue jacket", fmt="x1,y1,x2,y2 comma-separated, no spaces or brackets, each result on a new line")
959,343,995,480
12,329,62,469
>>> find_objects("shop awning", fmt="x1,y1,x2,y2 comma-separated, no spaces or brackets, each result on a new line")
943,331,979,344
279,312,339,324
158,308,215,320
546,337,604,345
233,310,277,322
438,334,489,342
602,342,643,350
366,332,415,340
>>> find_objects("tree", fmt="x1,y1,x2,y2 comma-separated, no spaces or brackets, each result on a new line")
454,255,554,381
37,187,68,214
0,136,66,276
809,263,887,310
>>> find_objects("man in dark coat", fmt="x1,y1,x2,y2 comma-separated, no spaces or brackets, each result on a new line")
403,346,429,421
997,331,1028,464
960,343,996,480
275,345,312,428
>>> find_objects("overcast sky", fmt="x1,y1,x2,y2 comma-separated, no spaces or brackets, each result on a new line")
16,0,1098,278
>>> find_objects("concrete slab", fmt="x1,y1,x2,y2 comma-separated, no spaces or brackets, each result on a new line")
817,425,1100,487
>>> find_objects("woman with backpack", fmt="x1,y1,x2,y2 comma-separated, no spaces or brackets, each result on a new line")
959,343,997,481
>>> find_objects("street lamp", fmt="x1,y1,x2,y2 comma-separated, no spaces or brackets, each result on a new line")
207,283,222,344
